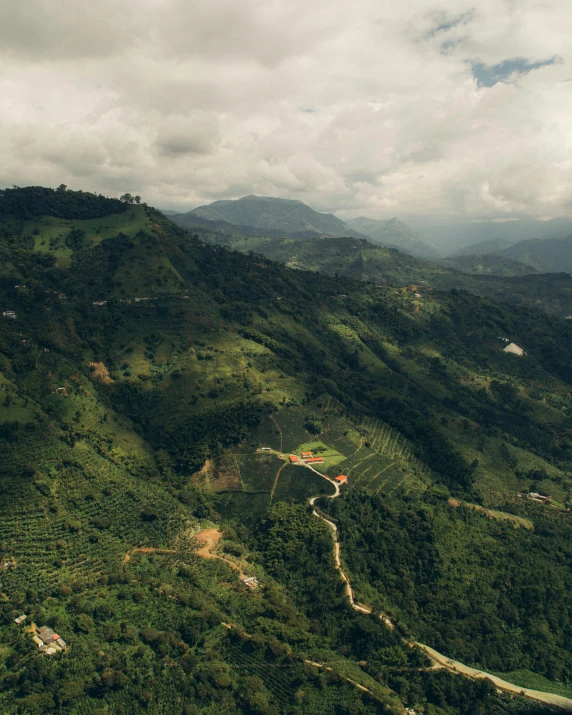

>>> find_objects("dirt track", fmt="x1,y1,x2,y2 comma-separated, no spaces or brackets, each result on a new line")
195,528,248,578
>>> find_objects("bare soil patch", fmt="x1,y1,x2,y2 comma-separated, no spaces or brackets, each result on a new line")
89,361,113,384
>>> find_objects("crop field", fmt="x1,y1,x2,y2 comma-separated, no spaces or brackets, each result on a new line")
214,453,333,522
223,639,383,714
0,433,195,599
255,407,316,454
272,465,333,502
236,453,281,492
323,416,430,496
30,209,149,254
249,403,431,498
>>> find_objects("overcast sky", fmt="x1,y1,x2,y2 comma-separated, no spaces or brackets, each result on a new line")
1,0,571,219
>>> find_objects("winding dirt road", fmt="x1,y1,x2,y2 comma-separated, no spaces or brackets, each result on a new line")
306,464,572,713
195,528,250,579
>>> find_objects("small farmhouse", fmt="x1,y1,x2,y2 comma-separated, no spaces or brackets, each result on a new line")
241,576,259,589
288,455,298,464
31,625,68,655
335,475,348,484
301,451,313,458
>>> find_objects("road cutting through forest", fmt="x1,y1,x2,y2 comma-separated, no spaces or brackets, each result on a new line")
306,463,572,713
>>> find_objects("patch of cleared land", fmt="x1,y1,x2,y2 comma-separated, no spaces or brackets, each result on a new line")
448,499,534,530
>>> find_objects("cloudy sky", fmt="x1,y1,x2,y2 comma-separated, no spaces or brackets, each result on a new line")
1,0,571,219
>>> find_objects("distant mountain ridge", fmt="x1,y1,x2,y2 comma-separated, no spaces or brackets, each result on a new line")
406,216,572,254
498,235,572,273
437,253,539,277
191,194,363,237
347,216,441,259
171,194,440,260
452,238,516,257
452,234,572,274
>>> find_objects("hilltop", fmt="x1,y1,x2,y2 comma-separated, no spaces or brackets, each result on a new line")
189,194,363,237
1,185,572,712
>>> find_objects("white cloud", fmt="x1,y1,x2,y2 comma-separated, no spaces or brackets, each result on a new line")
0,0,571,218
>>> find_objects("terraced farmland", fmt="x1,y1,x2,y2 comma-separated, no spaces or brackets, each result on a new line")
247,403,431,498
332,417,430,496
0,433,196,599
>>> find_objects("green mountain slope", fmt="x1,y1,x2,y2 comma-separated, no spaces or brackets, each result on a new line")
437,253,539,276
347,216,441,259
191,194,362,237
0,185,570,713
183,222,572,316
498,235,572,272
167,208,321,241
452,237,516,257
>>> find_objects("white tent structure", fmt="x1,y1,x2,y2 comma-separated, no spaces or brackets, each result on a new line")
504,343,525,357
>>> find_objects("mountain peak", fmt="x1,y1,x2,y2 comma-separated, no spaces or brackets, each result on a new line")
190,195,361,237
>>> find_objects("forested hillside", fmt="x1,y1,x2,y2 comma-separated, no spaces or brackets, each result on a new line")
0,186,571,713
177,218,572,316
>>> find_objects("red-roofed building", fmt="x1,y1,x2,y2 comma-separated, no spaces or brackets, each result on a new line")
335,475,348,484
301,451,313,457
289,455,298,464
305,457,324,464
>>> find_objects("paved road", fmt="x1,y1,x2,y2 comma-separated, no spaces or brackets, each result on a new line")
307,465,572,712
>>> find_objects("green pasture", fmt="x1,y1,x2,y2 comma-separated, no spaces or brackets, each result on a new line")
294,441,346,470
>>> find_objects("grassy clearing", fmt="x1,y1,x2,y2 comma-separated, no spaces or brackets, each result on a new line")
294,441,346,470
448,499,534,530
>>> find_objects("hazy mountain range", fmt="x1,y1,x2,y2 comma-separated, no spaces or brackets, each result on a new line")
168,195,572,278
407,216,572,254
346,216,441,259
452,238,517,257
170,195,441,259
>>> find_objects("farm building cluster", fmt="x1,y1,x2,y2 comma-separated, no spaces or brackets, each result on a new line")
285,451,349,485
14,616,67,656
288,452,324,465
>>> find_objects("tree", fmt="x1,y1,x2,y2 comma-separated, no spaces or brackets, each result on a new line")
120,193,134,204
134,196,141,204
